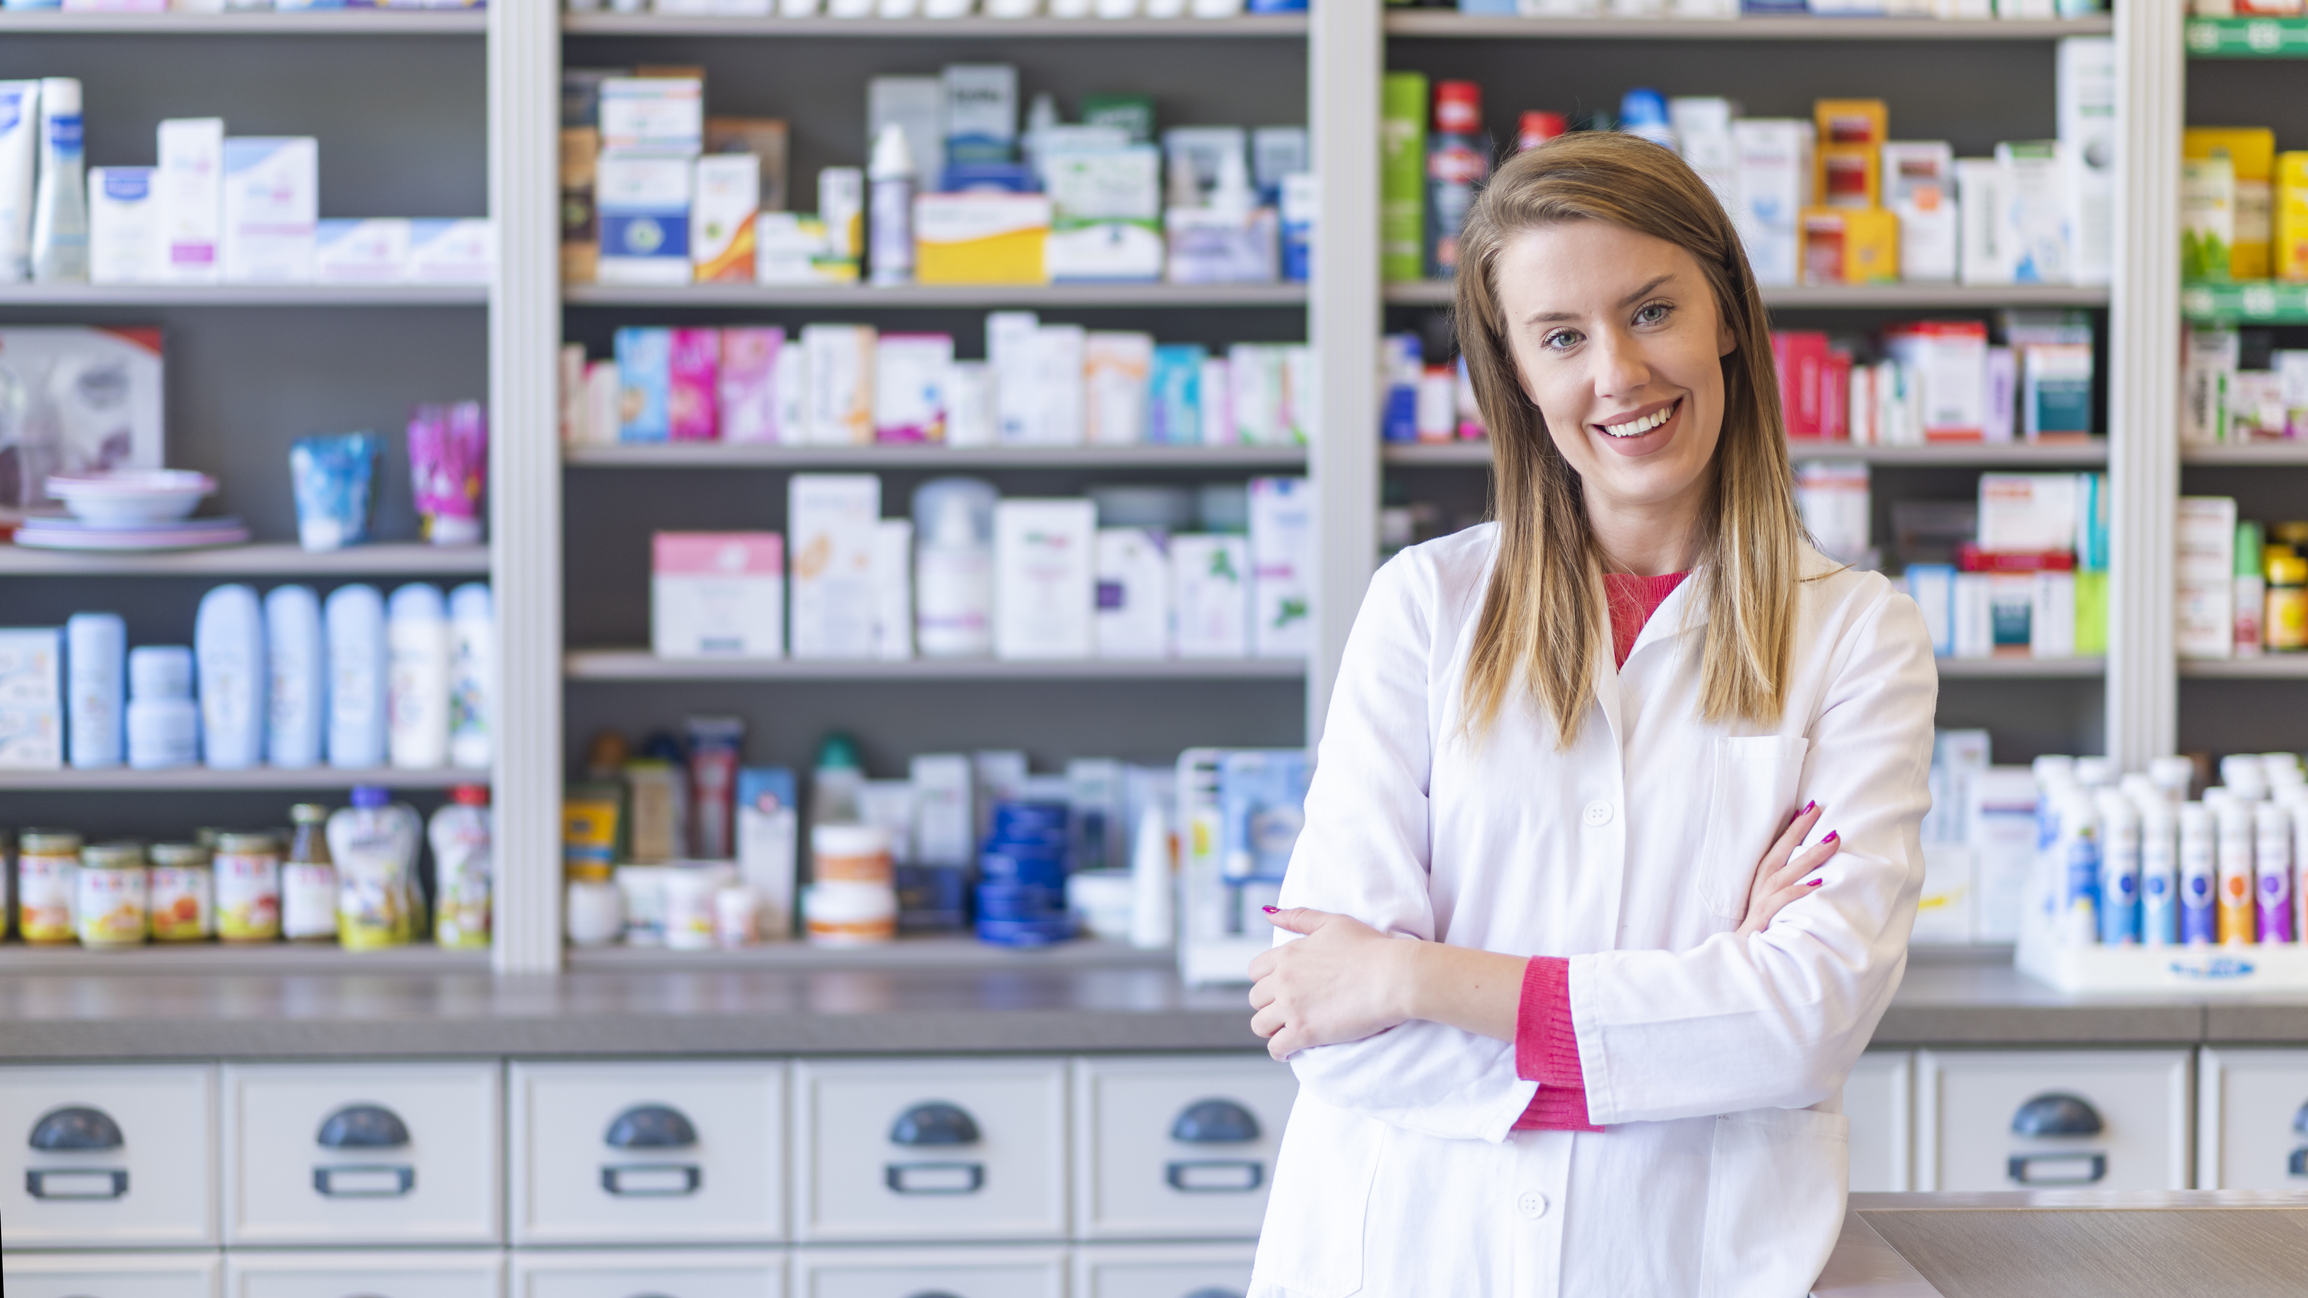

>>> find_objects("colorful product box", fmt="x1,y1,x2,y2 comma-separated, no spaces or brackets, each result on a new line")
600,77,704,154
1886,321,1990,442
873,333,953,443
1044,145,1164,284
718,327,783,444
1172,533,1250,659
1994,141,2072,285
1084,331,1153,446
1250,476,1313,659
753,213,839,285
1813,99,1887,210
156,117,222,285
667,327,719,442
652,532,785,658
615,326,672,443
691,153,759,284
1149,344,1205,445
1380,72,1428,284
0,628,63,771
2186,127,2276,280
1882,141,1957,282
915,193,1051,286
220,136,317,282
1773,331,1831,440
1799,207,1900,286
2280,152,2308,282
787,474,881,659
597,153,694,286
994,498,1097,660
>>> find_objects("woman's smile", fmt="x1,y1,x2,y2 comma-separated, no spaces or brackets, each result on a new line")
1593,395,1685,454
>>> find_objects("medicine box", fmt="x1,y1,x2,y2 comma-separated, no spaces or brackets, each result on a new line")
1172,534,1250,659
691,154,759,283
942,64,1019,166
754,212,833,285
600,77,704,154
994,499,1097,660
915,193,1051,286
314,218,412,284
667,327,719,442
1149,344,1205,445
788,474,881,660
737,767,799,938
988,310,1041,444
1883,141,1958,282
598,154,694,285
1730,119,1814,287
0,328,165,499
718,326,784,444
910,753,975,869
406,218,491,284
1045,145,1164,283
0,628,63,770
220,136,317,282
652,532,785,659
88,167,159,285
1084,332,1153,446
873,518,913,661
156,117,222,284
1095,527,1170,660
801,324,876,446
1029,323,1087,446
1249,477,1313,659
615,327,673,442
867,75,943,196
873,334,953,443
1995,141,2071,284
1976,473,2079,555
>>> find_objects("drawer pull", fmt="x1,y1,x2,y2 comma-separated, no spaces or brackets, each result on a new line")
2007,1152,2106,1185
606,1104,698,1150
317,1104,411,1149
2292,1100,2308,1137
890,1101,980,1147
313,1163,416,1197
1167,1158,1265,1193
1183,1290,1247,1298
2289,1148,2307,1178
26,1167,128,1200
902,1292,966,1298
29,1106,124,1152
1172,1098,1261,1145
601,1162,702,1196
886,1160,985,1194
2010,1093,2103,1137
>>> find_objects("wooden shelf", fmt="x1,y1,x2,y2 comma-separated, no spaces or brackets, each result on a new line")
1386,12,2109,39
566,650,1305,682
564,12,1304,37
2186,16,2308,57
565,442,1304,469
565,281,1304,309
2180,657,2308,680
1383,281,2111,309
0,765,486,792
1384,439,2109,468
0,283,485,307
0,542,489,577
1937,657,2105,680
0,8,484,34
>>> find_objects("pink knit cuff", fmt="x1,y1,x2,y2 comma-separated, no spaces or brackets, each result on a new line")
1511,956,1601,1133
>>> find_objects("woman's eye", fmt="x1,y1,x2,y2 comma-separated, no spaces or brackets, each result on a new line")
1543,329,1582,351
1635,302,1672,326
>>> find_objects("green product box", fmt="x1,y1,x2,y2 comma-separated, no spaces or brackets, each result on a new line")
1381,72,1428,285
2073,569,2108,658
1080,94,1157,146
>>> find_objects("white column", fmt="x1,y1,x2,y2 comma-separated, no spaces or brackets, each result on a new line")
1307,0,1383,746
489,0,565,974
2106,0,2183,768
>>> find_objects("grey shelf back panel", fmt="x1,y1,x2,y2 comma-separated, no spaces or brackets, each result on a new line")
1929,675,2105,766
2179,679,2308,758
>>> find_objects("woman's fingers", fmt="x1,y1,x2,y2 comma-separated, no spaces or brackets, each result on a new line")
1738,830,1842,936
1247,977,1277,1013
1261,906,1330,936
1250,1000,1286,1040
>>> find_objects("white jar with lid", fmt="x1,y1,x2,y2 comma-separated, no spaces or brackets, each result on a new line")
805,880,896,945
811,823,894,886
126,645,198,770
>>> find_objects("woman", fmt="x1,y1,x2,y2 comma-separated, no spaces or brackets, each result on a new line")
1244,133,1935,1297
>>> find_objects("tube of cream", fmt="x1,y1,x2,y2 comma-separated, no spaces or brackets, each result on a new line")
0,81,38,281
290,431,381,552
30,77,86,283
408,401,487,546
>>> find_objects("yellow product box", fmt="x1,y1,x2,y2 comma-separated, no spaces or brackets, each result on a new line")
2186,127,2277,279
1815,100,1887,209
2280,152,2308,283
914,193,1051,286
1800,207,1900,286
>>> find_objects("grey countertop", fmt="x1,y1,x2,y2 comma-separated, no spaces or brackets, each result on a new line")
2,943,2306,1061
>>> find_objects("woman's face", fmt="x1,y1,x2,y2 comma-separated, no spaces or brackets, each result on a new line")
1493,220,1737,522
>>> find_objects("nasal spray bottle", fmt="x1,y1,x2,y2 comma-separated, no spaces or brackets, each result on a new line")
2256,800,2294,945
2217,797,2258,946
2179,802,2218,945
867,122,914,287
2139,799,2178,946
2095,789,2139,946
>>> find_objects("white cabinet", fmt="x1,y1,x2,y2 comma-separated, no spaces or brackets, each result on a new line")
224,1251,504,1298
510,1250,786,1298
791,1247,1066,1298
222,1062,502,1246
793,1059,1068,1243
1073,1243,1256,1298
2197,1047,2308,1190
1844,1050,1912,1193
509,1060,786,1245
1,1251,221,1298
1073,1055,1293,1240
1916,1049,2192,1191
0,1064,217,1248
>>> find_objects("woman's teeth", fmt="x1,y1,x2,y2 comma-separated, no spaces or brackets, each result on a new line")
1600,402,1675,438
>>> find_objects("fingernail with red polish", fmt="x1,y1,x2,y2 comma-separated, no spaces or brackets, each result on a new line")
1802,800,1816,815
1262,905,1280,914
1808,879,1824,888
1822,831,1838,844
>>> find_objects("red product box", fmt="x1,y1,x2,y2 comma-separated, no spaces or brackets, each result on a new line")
667,327,720,442
1956,544,2075,574
1773,330,1831,439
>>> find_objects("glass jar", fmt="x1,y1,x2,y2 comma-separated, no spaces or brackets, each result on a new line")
16,830,82,945
148,843,214,942
214,831,282,943
75,842,149,950
282,804,338,942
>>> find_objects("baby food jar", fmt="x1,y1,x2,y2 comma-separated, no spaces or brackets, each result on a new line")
17,830,83,945
215,832,283,942
75,842,149,950
148,843,214,942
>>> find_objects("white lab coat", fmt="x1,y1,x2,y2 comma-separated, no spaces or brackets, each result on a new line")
1250,524,1936,1298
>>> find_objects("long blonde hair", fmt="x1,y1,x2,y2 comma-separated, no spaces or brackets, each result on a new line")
1456,131,1804,746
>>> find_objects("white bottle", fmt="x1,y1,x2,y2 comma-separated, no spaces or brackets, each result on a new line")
1129,802,1174,949
0,81,39,282
126,645,198,770
386,583,451,770
64,612,125,768
912,477,997,657
324,584,387,769
428,785,492,949
195,583,266,769
265,585,326,769
447,583,493,770
29,77,86,283
867,122,915,287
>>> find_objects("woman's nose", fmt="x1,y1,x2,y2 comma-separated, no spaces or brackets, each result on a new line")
1588,327,1652,398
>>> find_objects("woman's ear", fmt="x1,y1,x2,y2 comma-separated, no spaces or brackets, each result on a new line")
1717,316,1737,359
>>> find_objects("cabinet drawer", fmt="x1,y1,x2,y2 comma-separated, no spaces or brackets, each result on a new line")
2,1251,220,1298
1917,1049,2191,1192
1073,1055,1293,1240
1073,1243,1256,1298
1845,1050,1912,1193
0,1064,216,1248
794,1058,1067,1243
223,1062,502,1246
791,1247,1064,1298
511,1249,785,1298
2198,1047,2308,1190
224,1251,503,1298
510,1060,785,1245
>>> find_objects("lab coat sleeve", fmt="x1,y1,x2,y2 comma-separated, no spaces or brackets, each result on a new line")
1271,550,1540,1144
1569,584,1937,1125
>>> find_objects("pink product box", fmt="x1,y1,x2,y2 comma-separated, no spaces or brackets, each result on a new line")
654,531,784,575
719,327,784,445
668,327,721,442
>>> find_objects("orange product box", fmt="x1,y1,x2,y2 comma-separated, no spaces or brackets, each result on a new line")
1800,208,1901,286
1815,100,1888,208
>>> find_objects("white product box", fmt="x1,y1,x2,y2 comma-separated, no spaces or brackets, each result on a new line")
910,753,975,868
874,518,914,661
220,136,317,283
801,324,876,445
1730,118,1813,287
942,63,1019,164
1084,332,1152,446
600,77,704,154
87,167,159,284
1095,527,1170,660
1956,157,2016,286
1977,473,2079,554
1968,765,2036,942
1995,141,2072,284
738,770,799,938
988,310,1042,444
944,361,996,448
1886,323,1989,441
774,343,809,445
597,153,695,286
1249,477,1313,658
156,117,222,284
1951,572,1992,658
1229,344,1283,446
867,75,944,196
651,532,785,659
1669,97,1738,213
691,153,759,283
0,628,63,770
1915,841,1976,944
1045,146,1165,283
2030,570,2076,657
0,328,165,497
1986,346,2019,443
407,218,491,284
1283,344,1318,444
1199,356,1234,444
1172,534,1250,659
788,474,881,659
584,360,620,448
1882,141,1958,282
995,499,1097,660
873,333,952,442
1029,324,1087,446
1907,564,1955,656
754,211,831,284
2057,35,2115,286
2177,495,2239,659
314,218,412,284
2182,327,2239,445
1794,460,1872,566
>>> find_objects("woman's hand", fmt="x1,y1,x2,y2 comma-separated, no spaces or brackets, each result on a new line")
1738,799,1841,938
1247,909,1418,1061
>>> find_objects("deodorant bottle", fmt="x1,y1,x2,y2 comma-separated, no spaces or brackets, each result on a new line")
195,583,266,769
386,583,450,769
324,584,387,768
64,612,125,768
265,585,326,769
447,582,493,770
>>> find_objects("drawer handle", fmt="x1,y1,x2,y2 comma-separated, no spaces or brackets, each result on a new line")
2007,1152,2106,1186
1172,1098,1261,1145
26,1167,128,1200
1182,1290,1247,1298
29,1106,125,1152
606,1104,697,1150
902,1292,966,1298
317,1104,410,1149
1166,1159,1265,1193
314,1164,416,1197
890,1102,980,1147
2290,1148,2308,1178
602,1162,702,1196
885,1160,984,1195
2010,1093,2103,1137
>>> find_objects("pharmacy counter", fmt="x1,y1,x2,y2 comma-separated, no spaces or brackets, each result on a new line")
1812,1193,2308,1298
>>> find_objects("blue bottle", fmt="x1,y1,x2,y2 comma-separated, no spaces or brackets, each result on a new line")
195,583,266,769
324,583,387,769
265,585,326,769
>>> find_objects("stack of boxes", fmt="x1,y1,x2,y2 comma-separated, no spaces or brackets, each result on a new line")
1901,472,2109,661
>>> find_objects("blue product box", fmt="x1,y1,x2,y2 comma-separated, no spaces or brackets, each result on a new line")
1150,345,1206,445
896,864,969,933
1381,332,1422,442
613,327,672,442
1219,749,1311,882
977,914,1076,947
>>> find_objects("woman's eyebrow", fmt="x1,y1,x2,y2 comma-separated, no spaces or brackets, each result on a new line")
1520,273,1680,325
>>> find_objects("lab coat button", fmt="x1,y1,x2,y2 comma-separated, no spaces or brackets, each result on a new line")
1582,800,1613,827
1517,1190,1549,1219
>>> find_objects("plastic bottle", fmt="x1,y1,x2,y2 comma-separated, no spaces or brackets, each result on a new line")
325,584,387,769
2216,798,2258,946
448,583,493,770
281,803,338,942
195,583,266,769
29,77,86,283
2054,788,2100,946
2140,799,2178,947
2256,800,2294,945
328,785,422,951
429,785,492,949
912,478,998,657
1617,88,1678,151
867,122,915,287
1423,80,1489,281
2095,790,2138,946
64,611,125,769
2148,755,2196,802
126,645,198,770
1516,111,1568,154
1128,801,1174,949
387,583,450,769
2235,521,2265,658
2072,756,2116,789
264,585,326,769
811,732,865,830
2180,802,2217,946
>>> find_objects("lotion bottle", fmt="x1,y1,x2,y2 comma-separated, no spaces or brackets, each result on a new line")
29,77,86,283
911,477,997,657
867,122,915,287
265,585,326,769
325,584,387,768
386,583,450,769
0,80,38,281
64,611,125,768
448,582,493,769
194,583,266,769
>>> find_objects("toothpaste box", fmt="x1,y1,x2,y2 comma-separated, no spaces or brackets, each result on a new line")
407,218,491,284
718,326,784,444
87,167,159,285
652,532,785,658
1249,476,1313,659
1149,344,1205,445
1730,119,1813,287
1084,331,1153,446
691,153,758,284
156,117,222,284
873,333,953,443
788,473,882,660
1095,527,1171,659
597,153,694,285
615,326,673,442
314,218,412,284
915,193,1051,286
667,327,719,442
600,77,704,154
220,136,318,282
801,324,876,446
994,498,1097,660
0,628,63,771
1172,533,1250,659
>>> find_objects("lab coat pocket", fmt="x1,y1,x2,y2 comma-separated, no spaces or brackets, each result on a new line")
1251,1091,1378,1298
1696,735,1811,921
1697,1106,1848,1298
